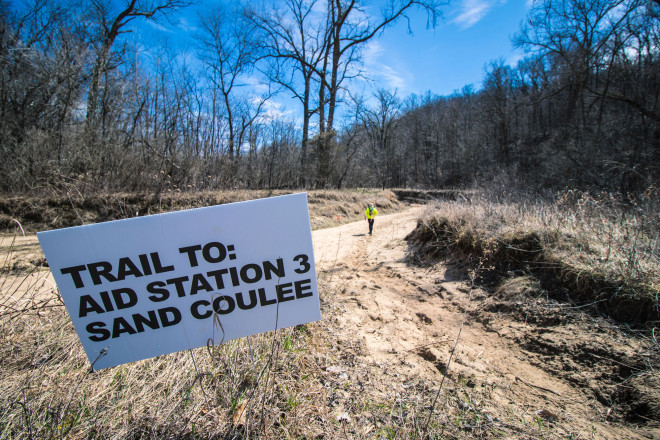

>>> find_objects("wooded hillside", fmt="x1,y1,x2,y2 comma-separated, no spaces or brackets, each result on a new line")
0,0,658,195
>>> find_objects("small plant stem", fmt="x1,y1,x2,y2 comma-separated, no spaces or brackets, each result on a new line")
422,273,475,438
328,231,342,285
189,349,212,412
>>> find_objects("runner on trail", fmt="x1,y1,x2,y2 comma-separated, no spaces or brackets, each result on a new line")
364,202,378,235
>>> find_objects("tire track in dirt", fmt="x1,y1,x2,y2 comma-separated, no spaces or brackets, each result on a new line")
311,207,649,439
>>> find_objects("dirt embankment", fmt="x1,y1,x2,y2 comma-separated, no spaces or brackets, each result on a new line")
0,189,405,233
0,188,471,233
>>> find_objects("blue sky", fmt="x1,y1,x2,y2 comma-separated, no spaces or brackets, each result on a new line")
135,0,531,101
151,0,530,125
361,0,530,98
7,0,530,123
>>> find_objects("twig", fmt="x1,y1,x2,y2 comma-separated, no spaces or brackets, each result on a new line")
58,347,108,440
244,335,257,439
515,376,562,397
422,315,466,438
10,391,33,439
260,278,283,440
328,231,342,286
341,418,350,440
544,298,608,309
189,349,212,412
11,219,25,236
422,266,477,438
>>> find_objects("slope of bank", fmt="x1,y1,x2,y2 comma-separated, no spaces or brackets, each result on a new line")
0,189,406,233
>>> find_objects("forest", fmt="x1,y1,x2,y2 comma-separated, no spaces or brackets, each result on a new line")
0,0,658,196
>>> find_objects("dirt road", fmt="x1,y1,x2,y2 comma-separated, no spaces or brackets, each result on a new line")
311,207,653,439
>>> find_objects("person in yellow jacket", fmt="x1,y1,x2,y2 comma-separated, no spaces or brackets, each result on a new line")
364,202,378,235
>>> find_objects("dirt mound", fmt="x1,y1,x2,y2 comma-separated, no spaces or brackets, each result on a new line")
473,275,659,426
614,372,660,425
314,208,658,439
404,210,659,434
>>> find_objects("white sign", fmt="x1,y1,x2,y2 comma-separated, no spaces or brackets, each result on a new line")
37,193,320,370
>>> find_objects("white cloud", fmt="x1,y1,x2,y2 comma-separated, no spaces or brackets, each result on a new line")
361,40,412,93
453,0,501,29
146,20,173,34
379,65,407,90
242,75,270,95
176,15,198,34
257,99,294,124
364,40,385,64
506,51,524,67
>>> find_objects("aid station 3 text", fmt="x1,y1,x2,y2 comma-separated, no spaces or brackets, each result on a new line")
59,241,314,342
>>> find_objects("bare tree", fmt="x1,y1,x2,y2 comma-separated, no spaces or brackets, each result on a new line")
197,0,269,177
84,0,188,139
360,89,401,187
482,60,516,168
0,0,91,191
514,0,653,124
314,0,443,187
514,0,659,190
248,0,328,187
332,93,365,188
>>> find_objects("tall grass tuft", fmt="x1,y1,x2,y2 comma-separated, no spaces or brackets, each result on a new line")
407,187,660,324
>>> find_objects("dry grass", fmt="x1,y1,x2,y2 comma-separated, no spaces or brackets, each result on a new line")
0,189,404,233
2,187,658,438
407,188,660,325
1,232,326,440
0,189,407,439
0,284,335,439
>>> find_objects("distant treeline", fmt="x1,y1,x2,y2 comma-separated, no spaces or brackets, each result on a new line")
0,0,658,195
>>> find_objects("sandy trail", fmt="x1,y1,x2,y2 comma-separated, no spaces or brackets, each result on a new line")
311,207,646,439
